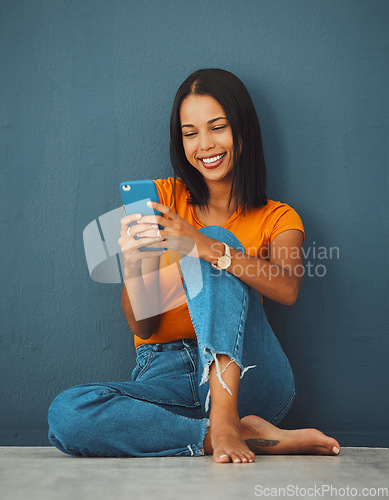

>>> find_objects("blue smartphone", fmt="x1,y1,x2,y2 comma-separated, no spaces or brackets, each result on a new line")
120,180,164,251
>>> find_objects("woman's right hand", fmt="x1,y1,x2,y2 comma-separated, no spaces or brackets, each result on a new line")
118,212,166,277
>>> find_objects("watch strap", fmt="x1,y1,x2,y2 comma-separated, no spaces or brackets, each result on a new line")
211,243,232,270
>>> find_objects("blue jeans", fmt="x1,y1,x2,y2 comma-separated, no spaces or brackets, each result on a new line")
48,226,295,457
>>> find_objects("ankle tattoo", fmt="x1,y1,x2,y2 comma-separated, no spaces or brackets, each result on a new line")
244,438,280,453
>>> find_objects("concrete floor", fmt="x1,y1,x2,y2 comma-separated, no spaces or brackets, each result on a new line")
0,447,388,500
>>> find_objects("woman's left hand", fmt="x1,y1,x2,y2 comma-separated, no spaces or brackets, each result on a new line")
138,201,205,257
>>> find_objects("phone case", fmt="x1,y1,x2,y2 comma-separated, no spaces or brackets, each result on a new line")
120,180,164,251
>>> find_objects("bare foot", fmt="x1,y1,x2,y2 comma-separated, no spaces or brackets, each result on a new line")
205,415,256,464
203,414,341,463
240,415,341,456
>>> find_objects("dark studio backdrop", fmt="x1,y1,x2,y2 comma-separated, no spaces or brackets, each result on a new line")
1,0,388,446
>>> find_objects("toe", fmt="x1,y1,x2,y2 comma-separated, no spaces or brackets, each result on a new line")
214,451,230,463
230,452,242,463
332,444,340,455
328,437,341,454
316,446,333,455
316,440,340,455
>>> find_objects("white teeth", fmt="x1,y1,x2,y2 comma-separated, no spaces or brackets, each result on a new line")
201,153,225,164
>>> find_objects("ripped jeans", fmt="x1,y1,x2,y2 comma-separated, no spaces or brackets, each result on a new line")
47,226,295,457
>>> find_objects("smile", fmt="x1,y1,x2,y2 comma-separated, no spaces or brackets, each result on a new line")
199,152,226,168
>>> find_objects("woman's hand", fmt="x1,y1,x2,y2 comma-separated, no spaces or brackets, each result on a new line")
139,201,204,257
118,211,167,277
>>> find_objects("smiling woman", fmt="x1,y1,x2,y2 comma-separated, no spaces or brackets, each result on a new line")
170,69,267,216
181,96,234,180
48,68,341,464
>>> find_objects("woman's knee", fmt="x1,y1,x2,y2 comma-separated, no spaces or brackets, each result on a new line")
180,226,250,305
48,384,110,455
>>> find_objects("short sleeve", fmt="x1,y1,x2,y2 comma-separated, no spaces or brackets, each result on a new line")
267,202,305,243
153,178,175,209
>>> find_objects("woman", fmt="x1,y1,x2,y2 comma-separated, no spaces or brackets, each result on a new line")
48,68,341,463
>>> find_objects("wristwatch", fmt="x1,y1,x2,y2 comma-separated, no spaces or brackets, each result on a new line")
211,243,232,270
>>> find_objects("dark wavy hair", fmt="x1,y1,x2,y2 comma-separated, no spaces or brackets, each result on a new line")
170,68,267,214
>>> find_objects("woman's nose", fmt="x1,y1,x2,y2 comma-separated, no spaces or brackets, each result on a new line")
198,131,215,151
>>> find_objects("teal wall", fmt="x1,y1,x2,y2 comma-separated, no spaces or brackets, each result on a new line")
1,0,388,446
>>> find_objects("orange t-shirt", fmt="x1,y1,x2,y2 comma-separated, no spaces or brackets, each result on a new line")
133,177,305,348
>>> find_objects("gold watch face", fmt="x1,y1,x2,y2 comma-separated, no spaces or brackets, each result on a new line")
219,255,231,269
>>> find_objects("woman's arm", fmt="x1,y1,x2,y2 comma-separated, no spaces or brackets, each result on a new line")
121,255,162,340
198,229,304,306
140,202,304,306
119,212,166,339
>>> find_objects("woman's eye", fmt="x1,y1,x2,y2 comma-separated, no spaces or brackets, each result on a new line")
183,125,227,138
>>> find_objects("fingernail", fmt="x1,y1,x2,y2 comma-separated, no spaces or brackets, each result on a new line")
332,446,340,454
146,201,152,207
152,224,158,228
136,214,141,219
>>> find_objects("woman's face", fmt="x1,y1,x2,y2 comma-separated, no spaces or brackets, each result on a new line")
180,94,235,185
